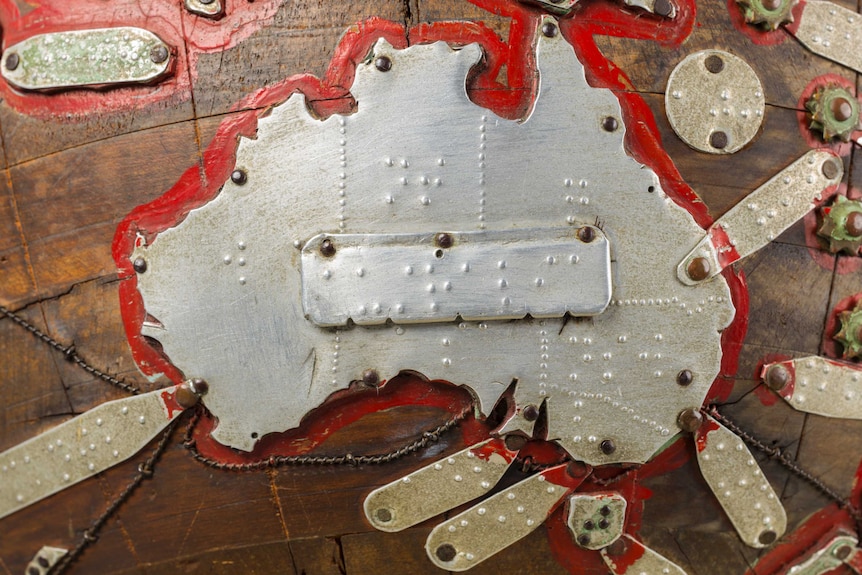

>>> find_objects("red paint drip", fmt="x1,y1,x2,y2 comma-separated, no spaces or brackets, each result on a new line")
709,225,742,270
471,437,519,464
160,389,185,420
694,417,721,453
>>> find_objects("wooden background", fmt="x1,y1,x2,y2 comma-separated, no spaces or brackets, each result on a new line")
1,0,861,573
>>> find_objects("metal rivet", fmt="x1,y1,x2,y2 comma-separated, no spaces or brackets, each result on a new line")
505,434,528,451
822,159,840,180
602,116,619,132
600,439,616,455
436,543,457,562
362,369,380,386
231,169,248,185
190,378,209,395
5,52,19,71
320,239,336,257
762,0,782,9
687,257,711,281
576,534,591,547
150,45,169,64
37,557,50,568
199,0,216,4
523,404,539,421
375,508,392,523
654,0,675,17
133,257,147,273
578,226,596,243
676,369,693,386
374,56,392,72
764,364,790,391
758,530,777,545
834,544,853,560
704,54,724,74
846,212,862,237
435,233,453,249
599,505,611,517
542,22,558,38
677,408,703,433
710,130,728,150
831,97,854,122
583,519,595,530
606,537,629,557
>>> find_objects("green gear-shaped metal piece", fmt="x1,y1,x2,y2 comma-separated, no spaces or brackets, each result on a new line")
818,195,862,255
736,0,798,30
835,303,862,360
806,85,862,142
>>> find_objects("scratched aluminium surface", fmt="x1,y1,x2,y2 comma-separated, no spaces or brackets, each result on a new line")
0,0,861,574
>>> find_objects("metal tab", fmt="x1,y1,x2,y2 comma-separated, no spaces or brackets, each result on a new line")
694,413,787,548
762,356,862,419
25,546,68,575
678,150,842,285
425,463,573,571
184,0,223,18
665,50,765,155
601,535,688,575
2,27,171,91
624,0,676,17
796,0,862,75
0,386,183,520
567,492,626,550
363,438,518,532
786,534,859,575
302,228,611,326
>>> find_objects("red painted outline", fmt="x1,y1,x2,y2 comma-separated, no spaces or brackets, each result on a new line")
725,0,806,46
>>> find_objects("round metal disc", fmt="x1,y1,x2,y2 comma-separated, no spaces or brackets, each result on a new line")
665,50,765,155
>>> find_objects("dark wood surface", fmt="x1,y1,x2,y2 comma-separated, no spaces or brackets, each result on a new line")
1,0,861,574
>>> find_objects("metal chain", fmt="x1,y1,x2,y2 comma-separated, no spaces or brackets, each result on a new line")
707,405,862,531
0,305,141,395
47,418,180,575
182,404,472,470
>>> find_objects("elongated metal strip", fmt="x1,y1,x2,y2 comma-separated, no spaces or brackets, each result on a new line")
785,534,859,575
364,438,518,532
425,463,574,571
678,150,842,285
2,27,171,91
795,0,862,75
694,413,786,548
0,386,183,520
601,535,688,575
763,356,862,419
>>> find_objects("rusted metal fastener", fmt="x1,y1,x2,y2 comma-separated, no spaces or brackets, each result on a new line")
822,159,840,180
709,130,729,150
600,439,616,455
362,369,380,386
435,543,456,562
230,169,248,185
150,45,169,65
676,369,693,386
133,257,148,274
522,404,539,421
374,56,392,72
578,226,596,243
5,52,19,71
704,54,724,74
375,508,393,523
807,85,860,143
677,408,703,433
764,364,790,391
758,530,777,545
435,232,453,248
175,378,209,408
834,544,854,560
602,116,619,132
320,239,336,257
654,0,675,17
686,257,711,281
541,22,558,38
566,460,589,478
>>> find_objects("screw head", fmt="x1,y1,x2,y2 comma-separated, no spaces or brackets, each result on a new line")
710,130,729,150
435,233,453,249
764,364,790,391
362,369,380,386
578,226,596,243
374,56,392,72
602,116,619,132
831,97,854,122
704,54,724,74
677,408,703,433
541,22,558,38
5,52,19,71
845,211,862,237
676,369,693,386
150,45,169,64
231,169,248,185
822,158,840,180
133,257,148,274
600,439,616,455
522,404,539,421
176,383,200,408
375,508,393,523
320,239,336,257
686,257,711,281
435,544,457,562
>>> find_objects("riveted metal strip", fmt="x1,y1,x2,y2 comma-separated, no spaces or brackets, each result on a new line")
784,534,859,575
678,149,842,285
0,385,183,520
601,535,688,575
796,0,862,75
364,438,518,532
695,414,787,548
765,356,862,420
424,463,572,571
2,27,172,91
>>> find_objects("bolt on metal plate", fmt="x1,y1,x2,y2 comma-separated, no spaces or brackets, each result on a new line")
301,228,612,326
0,385,184,520
601,534,688,575
566,492,627,550
1,27,172,91
764,356,862,420
424,465,570,571
184,0,223,18
678,149,843,285
796,0,862,75
695,413,787,548
784,534,859,575
665,50,765,154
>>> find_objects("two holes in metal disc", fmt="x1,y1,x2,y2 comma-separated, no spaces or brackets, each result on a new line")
703,54,729,150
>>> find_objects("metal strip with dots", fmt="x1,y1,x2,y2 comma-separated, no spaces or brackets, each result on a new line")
766,356,862,420
796,0,862,75
601,535,688,575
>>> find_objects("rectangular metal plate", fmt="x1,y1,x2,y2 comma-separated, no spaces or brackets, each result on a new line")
301,227,611,326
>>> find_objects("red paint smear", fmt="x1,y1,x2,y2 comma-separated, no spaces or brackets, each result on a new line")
472,437,519,464
725,0,806,46
160,389,184,420
606,538,649,573
761,359,797,404
710,225,743,270
796,75,860,159
0,0,286,119
804,183,862,275
753,353,793,407
746,504,856,575
694,416,721,453
821,292,862,360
